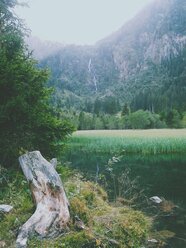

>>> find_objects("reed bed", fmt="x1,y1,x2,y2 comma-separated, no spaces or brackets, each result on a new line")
68,129,186,155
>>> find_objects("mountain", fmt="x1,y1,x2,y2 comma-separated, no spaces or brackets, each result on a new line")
26,36,64,60
33,0,186,114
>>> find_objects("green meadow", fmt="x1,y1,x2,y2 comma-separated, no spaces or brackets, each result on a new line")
67,129,186,155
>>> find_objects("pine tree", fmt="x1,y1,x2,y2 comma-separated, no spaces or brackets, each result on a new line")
0,1,74,166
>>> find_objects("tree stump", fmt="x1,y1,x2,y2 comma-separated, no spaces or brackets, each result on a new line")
16,151,70,248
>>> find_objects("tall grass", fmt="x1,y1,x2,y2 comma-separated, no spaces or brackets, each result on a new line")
67,129,186,155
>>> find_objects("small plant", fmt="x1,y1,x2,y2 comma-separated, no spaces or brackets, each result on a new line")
104,156,122,202
117,168,146,208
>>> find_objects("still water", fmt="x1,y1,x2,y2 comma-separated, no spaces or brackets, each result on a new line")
62,151,186,247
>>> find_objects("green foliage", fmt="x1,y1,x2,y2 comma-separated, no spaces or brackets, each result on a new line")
78,111,94,130
93,96,120,115
121,103,130,116
125,110,166,129
127,110,152,129
56,163,74,181
58,109,170,131
162,109,182,128
181,112,186,127
0,2,74,166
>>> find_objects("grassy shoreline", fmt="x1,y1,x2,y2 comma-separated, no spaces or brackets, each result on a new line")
68,129,186,155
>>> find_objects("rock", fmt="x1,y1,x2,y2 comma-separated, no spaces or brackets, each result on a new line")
148,238,158,243
0,204,13,213
147,239,158,248
149,196,162,204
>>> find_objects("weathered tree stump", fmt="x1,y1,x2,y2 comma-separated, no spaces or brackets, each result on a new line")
16,151,70,248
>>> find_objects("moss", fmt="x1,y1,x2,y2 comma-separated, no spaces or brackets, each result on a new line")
95,184,108,201
116,209,150,247
93,207,150,248
29,231,97,248
70,197,91,224
60,231,97,248
65,175,151,248
0,168,151,248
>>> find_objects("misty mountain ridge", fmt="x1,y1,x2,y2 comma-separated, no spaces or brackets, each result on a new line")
28,0,186,114
26,36,65,60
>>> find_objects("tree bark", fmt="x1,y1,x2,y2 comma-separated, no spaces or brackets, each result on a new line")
16,151,70,248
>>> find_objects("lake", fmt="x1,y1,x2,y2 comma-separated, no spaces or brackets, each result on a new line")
62,130,186,247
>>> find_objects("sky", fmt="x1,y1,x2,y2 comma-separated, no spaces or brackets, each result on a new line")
15,0,152,45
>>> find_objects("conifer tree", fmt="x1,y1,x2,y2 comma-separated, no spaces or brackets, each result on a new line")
0,1,74,166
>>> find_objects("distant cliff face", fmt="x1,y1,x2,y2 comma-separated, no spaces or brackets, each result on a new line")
32,0,186,112
101,0,186,79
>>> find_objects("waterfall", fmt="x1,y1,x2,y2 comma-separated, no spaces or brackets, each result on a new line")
88,58,98,93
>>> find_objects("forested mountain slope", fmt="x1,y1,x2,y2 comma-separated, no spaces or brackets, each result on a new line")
34,0,186,114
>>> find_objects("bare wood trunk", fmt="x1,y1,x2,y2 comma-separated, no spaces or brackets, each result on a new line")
16,151,70,248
